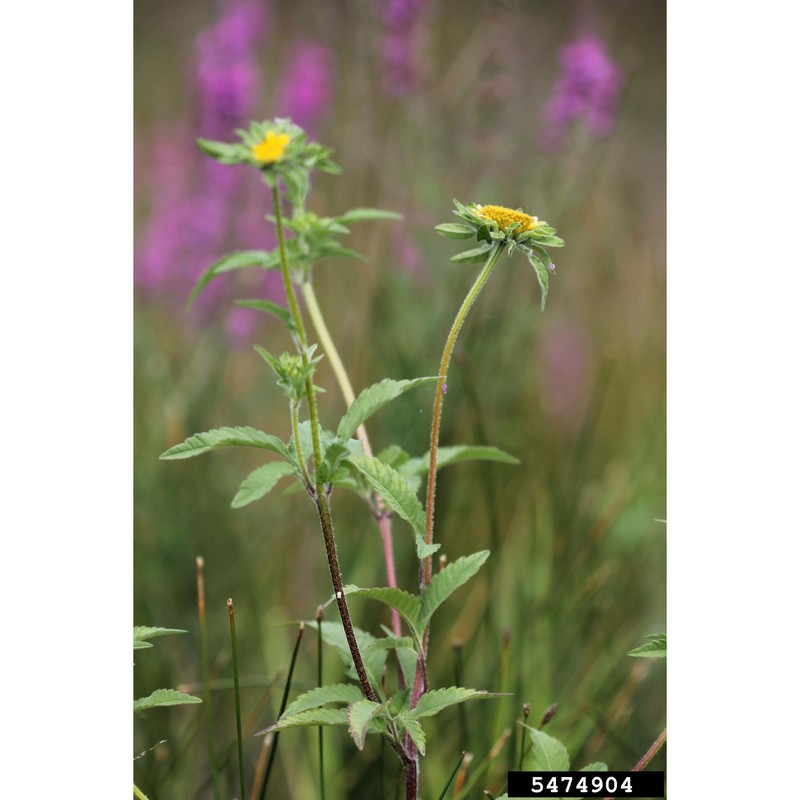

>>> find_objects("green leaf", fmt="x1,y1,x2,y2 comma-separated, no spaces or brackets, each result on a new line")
407,687,493,719
419,551,490,631
579,763,608,771
234,299,297,333
310,622,387,688
401,445,520,479
376,445,410,469
134,689,202,714
187,250,279,308
337,377,438,441
347,700,385,750
396,715,427,756
258,707,348,735
347,456,440,559
526,249,550,311
282,684,364,718
435,223,475,240
344,586,422,643
133,627,186,649
231,461,298,508
338,208,403,223
521,724,570,771
450,242,496,264
347,455,425,535
628,633,666,658
160,426,290,461
196,137,244,163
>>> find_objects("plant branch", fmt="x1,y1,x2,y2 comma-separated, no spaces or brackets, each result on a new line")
421,244,505,588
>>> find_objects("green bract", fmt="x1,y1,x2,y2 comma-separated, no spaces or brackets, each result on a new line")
435,199,566,310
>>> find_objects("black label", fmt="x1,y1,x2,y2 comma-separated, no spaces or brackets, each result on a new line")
506,771,665,798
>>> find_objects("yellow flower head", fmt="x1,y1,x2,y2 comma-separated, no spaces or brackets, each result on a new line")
251,131,291,164
477,204,542,235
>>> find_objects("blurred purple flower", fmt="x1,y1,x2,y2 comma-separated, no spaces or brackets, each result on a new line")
381,0,428,95
540,35,623,152
136,1,282,346
274,42,334,135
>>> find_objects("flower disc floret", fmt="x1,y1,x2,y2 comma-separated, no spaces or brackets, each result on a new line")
252,131,291,163
476,204,541,235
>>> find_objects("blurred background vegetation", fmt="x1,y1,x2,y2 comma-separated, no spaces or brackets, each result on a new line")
134,0,665,797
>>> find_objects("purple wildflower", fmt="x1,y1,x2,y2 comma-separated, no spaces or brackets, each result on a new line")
136,1,277,345
274,42,334,135
442,383,447,395
381,0,428,95
540,35,623,153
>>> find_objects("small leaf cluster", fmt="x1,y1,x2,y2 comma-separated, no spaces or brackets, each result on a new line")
255,344,323,403
197,117,339,205
435,199,566,310
187,205,402,309
133,627,201,714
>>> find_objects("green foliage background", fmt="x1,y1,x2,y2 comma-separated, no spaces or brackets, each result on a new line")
134,1,666,797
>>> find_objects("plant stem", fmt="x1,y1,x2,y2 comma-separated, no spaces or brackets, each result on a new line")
602,728,666,800
197,556,222,800
259,623,305,800
421,244,505,587
271,185,377,704
437,752,466,800
302,278,403,641
227,599,247,800
291,402,312,490
133,783,149,800
315,606,326,800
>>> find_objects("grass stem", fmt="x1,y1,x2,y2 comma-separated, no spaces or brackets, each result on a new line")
227,598,246,800
197,556,222,800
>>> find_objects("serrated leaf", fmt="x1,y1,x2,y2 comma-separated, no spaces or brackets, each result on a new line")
407,687,493,719
435,223,475,240
364,635,417,654
134,689,202,714
133,627,186,648
160,426,290,461
234,299,297,333
347,455,425,536
187,250,279,308
337,377,438,441
628,633,666,658
282,684,364,718
450,242,495,264
418,551,490,631
401,445,520,479
231,461,297,508
337,208,403,223
347,700,385,750
344,586,422,642
396,715,427,755
258,707,348,735
521,724,570,771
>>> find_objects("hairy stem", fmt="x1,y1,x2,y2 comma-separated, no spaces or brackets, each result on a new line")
271,185,377,703
421,244,505,587
302,278,403,642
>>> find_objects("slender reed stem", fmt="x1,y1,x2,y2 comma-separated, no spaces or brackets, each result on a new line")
491,629,511,745
421,243,505,587
271,185,377,704
437,752,467,800
602,728,666,800
250,736,272,800
133,783,149,800
315,606,326,800
291,402,312,490
227,599,246,800
258,623,305,800
197,556,222,800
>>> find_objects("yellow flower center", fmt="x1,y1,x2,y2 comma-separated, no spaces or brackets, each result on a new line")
251,131,291,163
478,204,540,234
